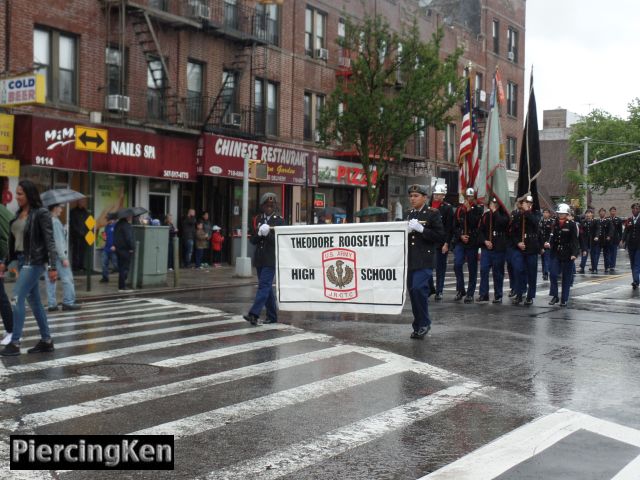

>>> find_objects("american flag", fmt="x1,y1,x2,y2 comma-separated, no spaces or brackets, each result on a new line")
458,75,479,195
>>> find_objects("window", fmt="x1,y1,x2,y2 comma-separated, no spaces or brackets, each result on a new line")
445,123,456,163
224,0,238,29
507,81,517,117
221,70,238,115
305,7,327,58
474,72,484,107
186,61,203,125
148,0,167,10
492,19,499,55
255,78,278,136
304,93,312,140
507,27,519,62
33,28,77,105
256,3,279,45
415,118,426,157
506,136,517,170
106,47,126,96
303,92,325,141
147,58,165,120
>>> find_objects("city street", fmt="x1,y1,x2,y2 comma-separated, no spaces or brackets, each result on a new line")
1,266,639,479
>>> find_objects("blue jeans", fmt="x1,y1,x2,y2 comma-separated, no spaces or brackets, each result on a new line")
101,248,118,279
608,244,619,269
479,249,506,298
629,247,640,284
11,263,50,343
512,251,538,299
454,244,478,296
249,266,277,321
183,239,194,267
408,268,432,331
549,256,574,303
46,259,76,307
195,248,204,268
434,249,448,295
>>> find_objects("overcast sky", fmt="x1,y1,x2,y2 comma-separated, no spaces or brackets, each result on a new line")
525,0,639,122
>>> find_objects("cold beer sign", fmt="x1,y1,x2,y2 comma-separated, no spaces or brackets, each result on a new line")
275,222,407,315
0,75,46,107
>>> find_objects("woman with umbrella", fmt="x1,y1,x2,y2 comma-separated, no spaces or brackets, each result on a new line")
0,180,58,356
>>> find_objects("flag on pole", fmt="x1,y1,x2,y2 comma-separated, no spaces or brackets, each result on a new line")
458,73,480,197
477,71,511,213
516,70,541,211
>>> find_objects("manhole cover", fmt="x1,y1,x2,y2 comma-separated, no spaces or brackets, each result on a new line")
77,363,161,379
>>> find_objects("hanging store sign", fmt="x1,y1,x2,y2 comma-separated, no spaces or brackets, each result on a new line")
0,114,14,155
0,75,46,106
318,158,377,187
0,158,20,177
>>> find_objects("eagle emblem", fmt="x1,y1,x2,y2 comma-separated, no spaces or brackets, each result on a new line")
326,260,354,289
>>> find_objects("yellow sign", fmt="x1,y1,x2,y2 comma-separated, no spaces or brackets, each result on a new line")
75,126,108,153
0,74,46,106
85,215,96,230
84,231,95,246
0,158,20,177
0,114,14,155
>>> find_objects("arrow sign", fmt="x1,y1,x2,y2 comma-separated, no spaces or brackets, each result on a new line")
75,125,108,153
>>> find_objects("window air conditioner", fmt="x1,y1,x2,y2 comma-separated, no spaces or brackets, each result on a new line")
314,130,321,142
223,112,242,127
507,51,515,61
188,1,211,20
338,56,351,68
106,95,130,112
316,48,329,61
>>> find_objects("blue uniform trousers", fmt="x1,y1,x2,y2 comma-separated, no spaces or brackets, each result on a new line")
454,244,478,296
479,249,506,298
434,250,448,295
249,266,278,321
512,251,538,299
408,268,433,331
608,244,619,269
549,256,574,304
629,247,640,285
541,248,551,276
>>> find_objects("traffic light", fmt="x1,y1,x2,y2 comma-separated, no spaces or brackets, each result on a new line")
249,159,268,181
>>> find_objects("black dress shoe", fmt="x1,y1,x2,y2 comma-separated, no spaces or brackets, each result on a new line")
27,339,54,354
559,301,567,307
578,268,585,274
492,297,503,304
632,282,639,290
410,331,420,339
512,295,522,305
47,306,58,312
508,289,516,298
434,293,443,301
99,277,109,283
454,291,465,301
464,295,474,304
524,297,533,306
477,295,489,303
549,296,559,305
415,326,430,338
263,318,277,324
243,313,259,326
542,274,548,281
62,304,81,311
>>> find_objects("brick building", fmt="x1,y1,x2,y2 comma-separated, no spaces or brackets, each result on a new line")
0,0,525,264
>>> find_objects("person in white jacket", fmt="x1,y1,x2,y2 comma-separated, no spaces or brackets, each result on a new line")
46,204,80,311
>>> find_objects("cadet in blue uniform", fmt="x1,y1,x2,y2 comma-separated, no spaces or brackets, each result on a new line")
607,206,624,273
243,192,286,325
406,184,445,339
594,208,611,273
622,202,640,290
578,209,597,274
539,208,554,281
510,195,541,305
453,188,483,303
428,183,454,301
477,197,509,303
547,203,580,306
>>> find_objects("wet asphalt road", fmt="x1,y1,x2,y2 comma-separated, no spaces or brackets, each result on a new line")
1,266,639,479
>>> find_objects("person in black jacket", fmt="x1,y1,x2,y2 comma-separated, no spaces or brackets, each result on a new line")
406,184,445,339
69,198,89,271
594,208,612,273
113,215,135,292
243,192,286,325
539,208,554,281
453,187,483,303
547,203,580,306
578,209,597,274
622,202,640,289
428,183,454,301
1,180,58,356
607,206,624,273
510,195,541,305
477,197,510,303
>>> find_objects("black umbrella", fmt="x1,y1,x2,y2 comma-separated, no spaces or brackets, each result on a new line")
354,206,390,217
116,206,148,219
318,206,346,217
40,188,85,208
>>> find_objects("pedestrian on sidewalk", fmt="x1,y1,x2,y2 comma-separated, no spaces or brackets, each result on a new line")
243,192,285,325
113,214,135,292
194,221,208,269
201,211,212,266
181,209,196,268
165,213,178,271
100,212,118,283
406,184,445,339
46,203,80,312
622,202,640,290
210,225,224,267
69,198,88,272
0,200,14,346
547,203,579,307
1,180,58,356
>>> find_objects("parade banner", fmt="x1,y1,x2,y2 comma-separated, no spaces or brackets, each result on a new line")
275,222,407,315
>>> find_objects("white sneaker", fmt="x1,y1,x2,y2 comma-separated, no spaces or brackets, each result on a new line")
1,332,12,345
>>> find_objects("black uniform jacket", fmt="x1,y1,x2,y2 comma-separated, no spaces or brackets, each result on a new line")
453,204,483,248
595,217,612,246
539,217,554,247
623,215,640,250
579,219,597,251
250,212,286,268
510,209,542,254
9,207,57,267
428,199,454,247
478,208,510,252
550,219,580,261
405,204,445,270
609,216,624,243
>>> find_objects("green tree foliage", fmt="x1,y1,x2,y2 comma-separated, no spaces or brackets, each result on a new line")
317,14,463,206
569,100,640,198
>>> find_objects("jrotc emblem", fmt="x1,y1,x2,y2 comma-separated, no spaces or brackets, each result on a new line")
322,248,358,300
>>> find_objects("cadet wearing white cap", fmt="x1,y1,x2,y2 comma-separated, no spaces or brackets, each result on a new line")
546,203,579,306
452,187,484,303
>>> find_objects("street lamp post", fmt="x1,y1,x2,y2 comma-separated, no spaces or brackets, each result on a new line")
235,154,253,277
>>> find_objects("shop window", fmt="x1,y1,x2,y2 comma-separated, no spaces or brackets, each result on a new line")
33,27,78,105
